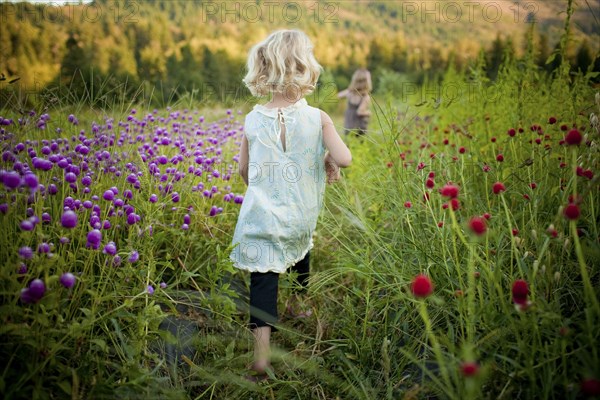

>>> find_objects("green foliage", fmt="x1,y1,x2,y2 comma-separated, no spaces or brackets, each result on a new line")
1,1,598,107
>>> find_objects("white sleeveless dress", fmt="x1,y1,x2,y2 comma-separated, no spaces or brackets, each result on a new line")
230,98,326,273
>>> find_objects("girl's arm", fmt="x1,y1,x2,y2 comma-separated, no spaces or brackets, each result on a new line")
337,88,349,99
239,134,249,185
357,95,371,117
321,110,352,167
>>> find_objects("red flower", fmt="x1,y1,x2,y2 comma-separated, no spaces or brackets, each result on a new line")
428,171,435,178
459,147,466,154
404,201,412,208
507,128,516,137
548,117,557,124
440,184,459,199
563,203,580,220
469,216,487,235
492,181,506,194
437,221,444,227
386,161,393,168
529,182,537,189
581,378,600,397
496,154,504,162
512,228,519,236
559,326,569,337
483,213,491,220
460,361,480,377
560,124,568,131
491,137,497,142
564,129,582,145
482,165,491,172
411,274,433,298
512,280,529,305
450,198,460,211
426,178,435,189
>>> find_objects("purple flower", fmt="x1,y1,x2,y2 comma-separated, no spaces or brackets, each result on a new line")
103,190,115,201
184,214,191,224
147,285,154,295
113,255,122,266
2,171,21,189
28,279,46,300
22,173,39,191
149,194,158,203
234,195,244,204
32,158,53,171
0,203,8,214
61,210,78,229
59,236,70,244
181,223,189,230
128,250,139,263
65,172,77,183
37,243,50,253
60,272,76,288
41,212,51,224
20,220,35,231
126,174,137,184
209,206,218,217
20,288,35,304
103,241,117,256
172,192,180,203
18,246,34,259
18,263,27,274
160,282,167,289
126,213,138,225
86,229,102,249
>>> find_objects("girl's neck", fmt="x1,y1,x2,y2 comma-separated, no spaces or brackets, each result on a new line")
266,92,302,109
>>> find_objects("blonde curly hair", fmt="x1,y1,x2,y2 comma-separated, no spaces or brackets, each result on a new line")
243,29,322,98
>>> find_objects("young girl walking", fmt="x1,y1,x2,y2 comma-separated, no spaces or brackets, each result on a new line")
230,29,352,380
337,68,373,136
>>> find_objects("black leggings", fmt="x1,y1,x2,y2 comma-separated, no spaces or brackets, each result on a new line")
249,251,310,331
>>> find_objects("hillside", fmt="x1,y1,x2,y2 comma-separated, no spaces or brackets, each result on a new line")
0,0,598,104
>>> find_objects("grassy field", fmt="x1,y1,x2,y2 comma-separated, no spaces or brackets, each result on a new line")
1,31,600,400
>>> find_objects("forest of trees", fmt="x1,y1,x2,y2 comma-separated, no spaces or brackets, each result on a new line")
1,0,598,108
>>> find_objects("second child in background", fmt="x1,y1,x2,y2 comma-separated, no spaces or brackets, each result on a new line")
337,68,372,136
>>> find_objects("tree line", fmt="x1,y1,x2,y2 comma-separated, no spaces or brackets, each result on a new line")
0,0,597,109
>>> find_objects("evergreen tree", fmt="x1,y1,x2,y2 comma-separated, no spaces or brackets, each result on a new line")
486,34,505,80
574,40,593,73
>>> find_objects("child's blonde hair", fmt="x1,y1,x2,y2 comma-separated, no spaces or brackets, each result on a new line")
348,68,372,96
243,29,322,97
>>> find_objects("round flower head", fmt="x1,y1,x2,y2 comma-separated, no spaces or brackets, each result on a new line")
243,29,322,98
